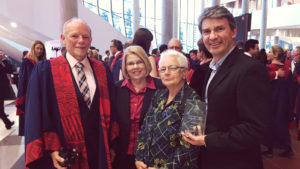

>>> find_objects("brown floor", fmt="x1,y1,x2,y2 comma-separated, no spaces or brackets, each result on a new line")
263,128,300,169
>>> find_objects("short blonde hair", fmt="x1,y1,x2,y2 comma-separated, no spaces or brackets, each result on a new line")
122,45,152,79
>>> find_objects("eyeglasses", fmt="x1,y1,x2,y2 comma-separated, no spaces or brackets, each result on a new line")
127,60,144,67
158,65,185,73
169,46,182,50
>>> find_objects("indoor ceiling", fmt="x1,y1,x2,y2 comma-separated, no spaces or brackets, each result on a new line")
0,14,50,62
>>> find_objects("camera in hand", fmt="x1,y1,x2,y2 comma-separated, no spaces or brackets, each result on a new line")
58,147,79,167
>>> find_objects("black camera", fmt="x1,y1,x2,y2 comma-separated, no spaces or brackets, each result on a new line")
58,147,79,167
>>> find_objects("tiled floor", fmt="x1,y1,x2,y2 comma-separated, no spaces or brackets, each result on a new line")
0,101,24,169
1,100,300,169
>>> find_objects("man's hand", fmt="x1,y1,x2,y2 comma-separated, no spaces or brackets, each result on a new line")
181,125,206,146
51,151,66,169
110,149,116,162
135,161,147,169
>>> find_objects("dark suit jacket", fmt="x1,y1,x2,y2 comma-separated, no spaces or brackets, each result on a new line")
114,77,164,155
201,47,272,169
0,59,14,99
190,61,211,99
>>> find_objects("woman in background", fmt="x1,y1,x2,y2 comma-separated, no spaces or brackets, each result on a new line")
132,28,158,78
16,40,46,136
262,45,293,158
113,45,163,169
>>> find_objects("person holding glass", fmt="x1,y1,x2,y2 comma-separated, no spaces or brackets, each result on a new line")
113,45,164,169
135,49,206,169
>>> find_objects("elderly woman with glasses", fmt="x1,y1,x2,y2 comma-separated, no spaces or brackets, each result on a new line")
113,45,164,169
135,50,206,169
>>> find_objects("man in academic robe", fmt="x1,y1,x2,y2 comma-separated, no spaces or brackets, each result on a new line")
25,18,117,169
109,39,123,82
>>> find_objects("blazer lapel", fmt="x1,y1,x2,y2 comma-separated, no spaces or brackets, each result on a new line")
207,47,238,96
120,86,131,126
139,88,154,123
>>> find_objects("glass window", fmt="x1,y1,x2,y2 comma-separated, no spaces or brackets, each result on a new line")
98,0,113,24
112,0,126,35
139,0,146,27
83,0,201,52
124,0,133,39
83,0,99,15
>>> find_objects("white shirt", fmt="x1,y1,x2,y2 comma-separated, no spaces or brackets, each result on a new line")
244,52,252,57
66,52,96,102
205,46,235,103
291,60,296,74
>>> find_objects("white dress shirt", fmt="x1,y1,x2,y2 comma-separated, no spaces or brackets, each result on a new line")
66,52,96,102
291,60,296,74
205,46,235,103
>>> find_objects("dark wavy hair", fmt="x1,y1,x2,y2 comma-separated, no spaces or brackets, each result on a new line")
132,28,153,55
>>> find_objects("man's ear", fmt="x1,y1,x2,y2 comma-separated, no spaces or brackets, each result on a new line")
232,28,237,39
61,34,66,46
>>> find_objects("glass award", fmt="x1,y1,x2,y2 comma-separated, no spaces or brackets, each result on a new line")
180,100,207,136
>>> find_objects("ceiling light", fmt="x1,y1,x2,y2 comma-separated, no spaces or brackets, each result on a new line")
10,22,17,28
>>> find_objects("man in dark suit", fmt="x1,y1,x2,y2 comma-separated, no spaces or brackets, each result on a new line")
182,6,272,169
0,50,15,129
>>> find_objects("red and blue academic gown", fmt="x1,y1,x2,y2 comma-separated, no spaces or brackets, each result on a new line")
16,57,36,136
110,52,123,83
25,56,118,169
265,63,291,150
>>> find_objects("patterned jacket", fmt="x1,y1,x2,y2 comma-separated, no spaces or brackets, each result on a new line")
135,84,206,169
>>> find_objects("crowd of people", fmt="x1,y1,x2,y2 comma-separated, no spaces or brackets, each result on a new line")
0,5,300,169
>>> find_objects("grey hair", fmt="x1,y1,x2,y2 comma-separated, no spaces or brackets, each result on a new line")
198,5,236,33
292,46,300,55
168,38,182,48
62,17,92,36
159,49,188,68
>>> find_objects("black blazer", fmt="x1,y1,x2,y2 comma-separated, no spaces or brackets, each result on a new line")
114,77,164,155
0,59,14,99
201,47,272,169
189,61,211,99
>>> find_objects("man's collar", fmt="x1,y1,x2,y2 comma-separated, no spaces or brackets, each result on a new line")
66,52,88,68
210,46,235,71
244,52,252,57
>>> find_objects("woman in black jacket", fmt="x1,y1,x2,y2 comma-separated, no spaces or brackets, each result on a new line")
112,45,164,169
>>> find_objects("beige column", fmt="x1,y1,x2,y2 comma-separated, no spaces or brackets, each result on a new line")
59,0,78,33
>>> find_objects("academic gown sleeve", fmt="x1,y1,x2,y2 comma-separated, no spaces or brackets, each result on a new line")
16,59,34,115
25,60,65,169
